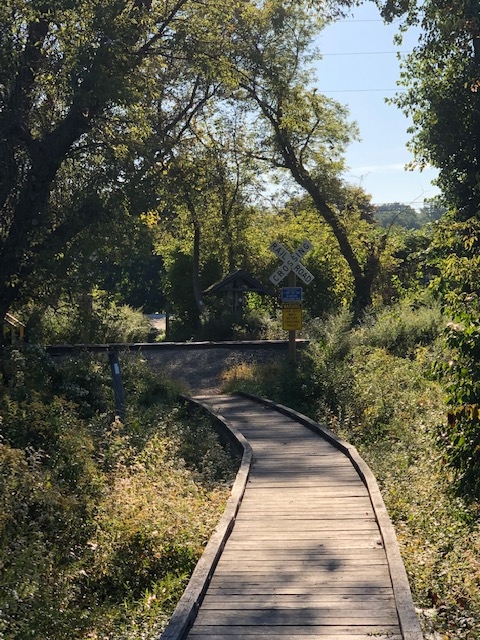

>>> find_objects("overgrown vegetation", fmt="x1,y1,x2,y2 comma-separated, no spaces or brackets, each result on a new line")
0,347,238,639
24,297,156,345
222,300,480,639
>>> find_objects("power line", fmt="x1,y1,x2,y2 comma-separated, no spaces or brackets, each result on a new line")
333,18,403,24
320,88,407,93
339,19,383,22
322,50,411,56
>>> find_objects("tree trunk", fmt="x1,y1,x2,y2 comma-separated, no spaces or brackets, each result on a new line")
192,220,205,317
250,94,380,319
280,145,378,318
184,193,204,320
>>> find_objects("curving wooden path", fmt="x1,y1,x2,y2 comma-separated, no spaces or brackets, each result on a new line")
161,394,423,640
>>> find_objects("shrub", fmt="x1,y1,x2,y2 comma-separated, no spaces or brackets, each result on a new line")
28,299,154,344
434,292,480,497
195,309,281,342
358,299,444,358
101,303,154,343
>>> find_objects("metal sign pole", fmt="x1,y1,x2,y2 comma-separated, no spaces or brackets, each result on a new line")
288,271,297,363
108,348,126,421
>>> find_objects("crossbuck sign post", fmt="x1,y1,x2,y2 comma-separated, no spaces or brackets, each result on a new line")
269,240,314,361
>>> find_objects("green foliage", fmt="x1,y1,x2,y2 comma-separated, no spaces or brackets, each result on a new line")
162,251,201,335
383,0,480,219
0,347,236,638
374,201,445,230
375,202,424,229
433,293,480,497
29,298,155,345
365,413,480,640
373,225,434,304
422,214,480,497
358,299,444,358
222,357,303,409
375,0,480,503
196,308,277,341
223,309,356,415
228,2,382,315
426,214,480,301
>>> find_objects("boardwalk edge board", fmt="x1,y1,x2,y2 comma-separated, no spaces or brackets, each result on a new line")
237,391,423,640
160,397,253,640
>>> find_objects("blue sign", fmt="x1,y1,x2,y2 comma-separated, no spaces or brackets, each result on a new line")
281,287,303,302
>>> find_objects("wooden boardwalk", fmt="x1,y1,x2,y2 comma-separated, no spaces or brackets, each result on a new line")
161,394,423,640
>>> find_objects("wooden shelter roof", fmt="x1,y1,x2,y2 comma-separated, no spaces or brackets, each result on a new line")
203,269,273,296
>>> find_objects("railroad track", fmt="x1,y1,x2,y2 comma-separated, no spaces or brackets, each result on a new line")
46,340,309,394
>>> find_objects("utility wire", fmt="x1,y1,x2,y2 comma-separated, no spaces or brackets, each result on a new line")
322,51,411,56
320,88,407,93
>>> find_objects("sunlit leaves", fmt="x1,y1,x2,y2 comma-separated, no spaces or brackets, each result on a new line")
381,0,480,218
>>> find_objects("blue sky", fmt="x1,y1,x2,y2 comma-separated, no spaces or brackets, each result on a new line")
315,3,440,208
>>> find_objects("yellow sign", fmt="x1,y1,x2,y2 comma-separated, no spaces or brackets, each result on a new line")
282,303,302,331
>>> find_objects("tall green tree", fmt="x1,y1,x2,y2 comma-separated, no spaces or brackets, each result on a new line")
0,0,362,330
375,203,423,229
380,0,480,494
0,0,233,328
381,0,480,219
224,0,384,317
154,106,262,317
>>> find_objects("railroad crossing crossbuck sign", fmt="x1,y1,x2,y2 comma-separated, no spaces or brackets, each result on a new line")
269,240,314,285
269,239,314,359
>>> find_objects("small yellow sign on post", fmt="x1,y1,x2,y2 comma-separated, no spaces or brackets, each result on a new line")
282,302,302,331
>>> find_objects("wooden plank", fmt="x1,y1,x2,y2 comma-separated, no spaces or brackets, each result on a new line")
202,592,395,605
229,531,381,539
238,500,374,510
239,494,373,503
225,542,385,551
194,610,400,625
214,566,390,576
249,473,362,481
201,597,397,611
225,541,385,551
231,519,378,531
188,635,402,640
248,471,363,479
205,586,396,596
215,559,389,570
253,455,354,462
236,513,377,520
240,490,370,499
198,605,399,618
218,548,388,561
235,514,376,521
246,479,365,487
207,577,393,589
